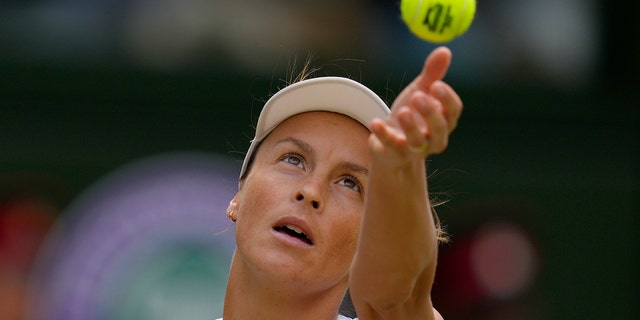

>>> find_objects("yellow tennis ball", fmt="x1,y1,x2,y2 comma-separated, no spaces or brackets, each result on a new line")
401,0,476,43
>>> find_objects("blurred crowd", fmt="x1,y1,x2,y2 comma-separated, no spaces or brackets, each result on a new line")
1,0,601,88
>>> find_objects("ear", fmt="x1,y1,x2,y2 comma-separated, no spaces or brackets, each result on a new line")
226,196,239,222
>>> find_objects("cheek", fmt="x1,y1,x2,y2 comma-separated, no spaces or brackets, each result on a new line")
329,211,363,262
234,178,273,238
236,174,277,219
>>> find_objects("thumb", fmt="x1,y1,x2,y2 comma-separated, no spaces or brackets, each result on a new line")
416,46,452,88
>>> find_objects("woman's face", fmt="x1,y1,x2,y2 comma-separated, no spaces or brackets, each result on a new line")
231,111,371,293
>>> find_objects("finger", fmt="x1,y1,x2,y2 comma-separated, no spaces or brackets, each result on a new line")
390,47,452,112
409,93,448,154
431,80,463,131
423,105,449,154
370,118,404,150
398,107,428,151
408,91,437,135
416,46,452,89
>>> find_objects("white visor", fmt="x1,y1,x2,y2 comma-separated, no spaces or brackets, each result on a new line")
240,76,390,179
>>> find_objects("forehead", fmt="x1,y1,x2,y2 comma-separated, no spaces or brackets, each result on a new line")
262,111,371,158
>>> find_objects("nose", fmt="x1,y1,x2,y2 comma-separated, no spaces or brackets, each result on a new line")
294,176,324,211
295,192,320,209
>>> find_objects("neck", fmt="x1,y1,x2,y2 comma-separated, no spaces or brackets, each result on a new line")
223,252,347,320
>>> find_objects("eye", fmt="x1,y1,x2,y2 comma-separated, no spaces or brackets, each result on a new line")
338,175,363,193
280,153,304,169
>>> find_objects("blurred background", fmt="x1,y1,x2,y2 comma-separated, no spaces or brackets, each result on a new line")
1,0,637,319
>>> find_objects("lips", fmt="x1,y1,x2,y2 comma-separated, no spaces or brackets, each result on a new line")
273,218,314,246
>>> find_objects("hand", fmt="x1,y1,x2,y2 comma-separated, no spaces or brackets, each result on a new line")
369,46,463,165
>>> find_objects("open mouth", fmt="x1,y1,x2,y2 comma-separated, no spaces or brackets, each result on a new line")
273,224,313,245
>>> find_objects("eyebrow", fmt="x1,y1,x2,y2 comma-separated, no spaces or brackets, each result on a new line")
275,137,369,176
276,137,313,155
339,162,369,177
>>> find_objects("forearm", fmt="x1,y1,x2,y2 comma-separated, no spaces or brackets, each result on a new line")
350,156,439,309
348,47,459,318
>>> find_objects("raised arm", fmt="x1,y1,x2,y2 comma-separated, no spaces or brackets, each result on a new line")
349,47,462,320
